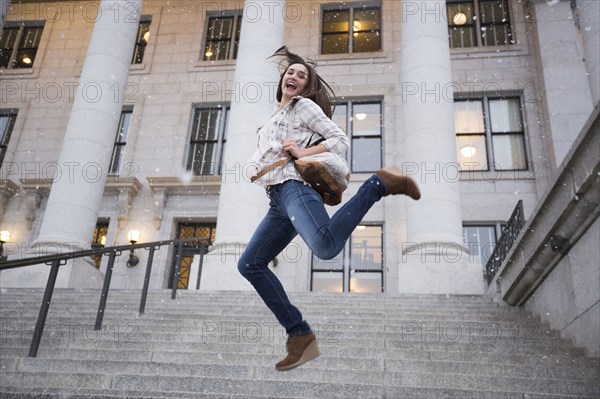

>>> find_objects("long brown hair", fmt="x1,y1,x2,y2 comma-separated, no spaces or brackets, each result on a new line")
269,46,336,118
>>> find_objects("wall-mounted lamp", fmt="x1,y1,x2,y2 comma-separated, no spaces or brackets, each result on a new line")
0,230,10,262
127,229,140,267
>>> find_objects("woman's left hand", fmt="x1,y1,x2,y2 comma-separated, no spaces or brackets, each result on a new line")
282,139,304,158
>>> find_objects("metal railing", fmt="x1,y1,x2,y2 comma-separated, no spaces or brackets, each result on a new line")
485,200,525,285
0,237,210,358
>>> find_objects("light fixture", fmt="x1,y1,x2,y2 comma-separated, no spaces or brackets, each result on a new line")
205,49,213,58
22,56,32,64
453,12,468,26
128,229,140,243
142,31,150,42
460,144,477,158
353,20,361,37
355,113,367,121
126,229,140,267
0,230,11,262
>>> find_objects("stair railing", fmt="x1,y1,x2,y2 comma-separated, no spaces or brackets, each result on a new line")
0,237,210,358
485,200,525,285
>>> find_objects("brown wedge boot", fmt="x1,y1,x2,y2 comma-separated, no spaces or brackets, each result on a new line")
376,167,421,200
275,332,320,371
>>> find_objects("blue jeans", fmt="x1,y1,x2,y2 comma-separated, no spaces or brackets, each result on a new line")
237,175,387,336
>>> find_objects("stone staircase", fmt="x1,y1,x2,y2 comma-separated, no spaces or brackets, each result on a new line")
0,288,598,398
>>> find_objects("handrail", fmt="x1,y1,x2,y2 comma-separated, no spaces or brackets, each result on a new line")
0,238,205,270
485,200,525,285
0,237,211,358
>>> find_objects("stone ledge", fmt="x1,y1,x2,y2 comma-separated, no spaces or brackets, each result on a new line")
146,176,221,196
488,103,600,306
146,176,221,229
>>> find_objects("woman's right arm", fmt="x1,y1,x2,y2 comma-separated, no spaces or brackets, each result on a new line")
295,98,349,156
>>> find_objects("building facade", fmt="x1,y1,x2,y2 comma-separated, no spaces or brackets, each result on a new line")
0,0,598,302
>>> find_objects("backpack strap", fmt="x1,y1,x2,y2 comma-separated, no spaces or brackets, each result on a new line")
306,134,326,149
250,159,289,182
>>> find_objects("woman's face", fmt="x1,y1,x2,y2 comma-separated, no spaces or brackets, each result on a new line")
281,63,309,100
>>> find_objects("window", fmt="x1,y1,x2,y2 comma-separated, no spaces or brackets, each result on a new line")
311,224,383,293
203,13,242,61
131,17,151,64
0,111,17,166
91,220,109,269
332,100,382,173
447,0,513,48
0,22,44,69
108,109,133,176
321,3,381,55
186,105,229,175
455,96,527,171
463,224,503,268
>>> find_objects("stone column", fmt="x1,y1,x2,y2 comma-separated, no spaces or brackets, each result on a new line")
25,0,142,287
200,0,285,290
577,0,600,105
534,0,594,167
399,0,483,294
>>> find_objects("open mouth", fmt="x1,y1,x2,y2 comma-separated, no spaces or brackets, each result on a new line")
286,82,297,90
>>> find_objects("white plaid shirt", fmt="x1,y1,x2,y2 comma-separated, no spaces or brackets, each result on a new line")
247,96,350,187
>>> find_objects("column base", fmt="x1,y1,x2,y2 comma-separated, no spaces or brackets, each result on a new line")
198,242,254,291
399,242,485,295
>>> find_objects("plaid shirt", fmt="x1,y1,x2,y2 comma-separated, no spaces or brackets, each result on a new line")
247,96,350,187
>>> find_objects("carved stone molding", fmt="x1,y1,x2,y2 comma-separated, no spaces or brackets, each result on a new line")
151,187,167,230
147,176,221,230
104,177,142,230
0,179,19,223
20,178,52,230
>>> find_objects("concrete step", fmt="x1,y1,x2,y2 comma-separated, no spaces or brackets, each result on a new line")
0,385,595,399
1,288,492,301
0,386,299,399
3,305,519,318
9,355,599,382
0,289,597,399
0,323,562,346
0,308,544,325
0,341,587,364
1,294,499,311
0,324,584,352
0,368,597,398
2,344,596,371
0,372,384,398
0,292,507,306
0,346,599,372
0,312,561,339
